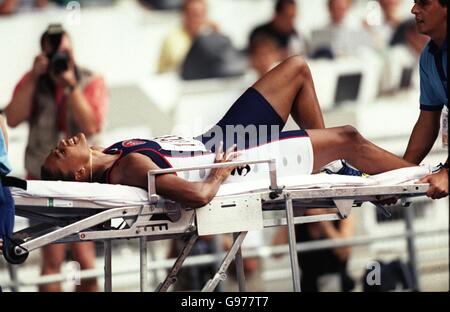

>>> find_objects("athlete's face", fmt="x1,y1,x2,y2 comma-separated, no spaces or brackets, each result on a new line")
411,0,447,38
43,133,91,181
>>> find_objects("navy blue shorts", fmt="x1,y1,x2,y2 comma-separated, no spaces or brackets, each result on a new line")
196,87,307,151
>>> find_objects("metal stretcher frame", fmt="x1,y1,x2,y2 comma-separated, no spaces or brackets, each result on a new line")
5,159,429,292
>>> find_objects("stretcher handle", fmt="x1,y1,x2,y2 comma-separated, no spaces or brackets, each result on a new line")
147,159,279,204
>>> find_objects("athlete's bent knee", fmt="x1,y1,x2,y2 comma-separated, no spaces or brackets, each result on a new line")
339,125,370,155
338,125,366,146
341,125,360,139
287,55,309,76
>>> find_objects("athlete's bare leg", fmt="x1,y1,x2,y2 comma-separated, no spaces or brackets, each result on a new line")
307,126,415,174
252,56,325,130
251,56,414,173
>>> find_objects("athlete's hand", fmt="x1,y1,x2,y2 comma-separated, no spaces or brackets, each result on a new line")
418,169,449,199
209,142,240,183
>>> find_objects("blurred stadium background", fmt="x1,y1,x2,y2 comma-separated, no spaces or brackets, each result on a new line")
0,0,447,292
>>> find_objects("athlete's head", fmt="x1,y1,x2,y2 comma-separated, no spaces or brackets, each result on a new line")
41,133,92,182
411,0,447,39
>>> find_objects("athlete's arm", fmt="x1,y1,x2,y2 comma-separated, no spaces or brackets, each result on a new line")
110,144,238,208
403,110,441,165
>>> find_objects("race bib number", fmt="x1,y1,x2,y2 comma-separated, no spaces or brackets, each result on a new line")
153,135,207,152
441,106,448,148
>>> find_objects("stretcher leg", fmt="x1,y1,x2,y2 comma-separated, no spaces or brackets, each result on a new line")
286,194,301,292
140,237,149,292
156,234,199,292
233,232,246,292
104,239,112,292
404,202,420,291
202,231,247,292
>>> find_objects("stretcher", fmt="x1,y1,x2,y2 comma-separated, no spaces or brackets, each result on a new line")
3,160,430,292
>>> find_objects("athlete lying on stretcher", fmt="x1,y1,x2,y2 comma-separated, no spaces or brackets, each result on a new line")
41,57,448,207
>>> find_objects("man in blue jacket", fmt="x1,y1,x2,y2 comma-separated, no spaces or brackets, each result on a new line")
409,0,448,199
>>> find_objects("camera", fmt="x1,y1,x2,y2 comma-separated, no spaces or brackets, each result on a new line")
49,52,70,75
45,24,70,75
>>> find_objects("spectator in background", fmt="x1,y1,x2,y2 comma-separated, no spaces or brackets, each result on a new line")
379,0,402,30
4,24,108,292
379,19,429,94
310,0,372,58
157,0,218,73
365,0,403,51
329,0,351,26
248,34,283,79
138,0,183,11
248,0,307,59
0,0,47,15
273,209,355,292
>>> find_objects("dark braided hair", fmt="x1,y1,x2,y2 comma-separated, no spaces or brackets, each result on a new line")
40,165,74,181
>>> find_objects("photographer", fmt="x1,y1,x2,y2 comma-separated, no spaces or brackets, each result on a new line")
4,24,108,292
0,0,48,15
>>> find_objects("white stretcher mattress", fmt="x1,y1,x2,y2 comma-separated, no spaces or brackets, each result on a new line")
10,166,431,207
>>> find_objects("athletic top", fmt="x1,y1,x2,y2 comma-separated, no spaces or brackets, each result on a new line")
101,136,210,183
101,131,313,185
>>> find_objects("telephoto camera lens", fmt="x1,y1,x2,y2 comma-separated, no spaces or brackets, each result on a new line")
50,52,70,75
